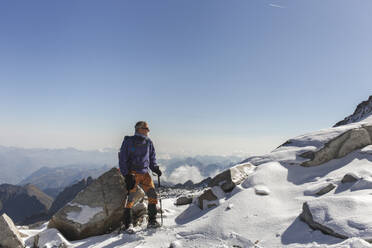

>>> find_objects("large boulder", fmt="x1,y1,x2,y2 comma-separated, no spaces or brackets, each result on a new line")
48,168,145,240
301,125,372,167
300,196,372,242
208,162,254,192
0,213,25,248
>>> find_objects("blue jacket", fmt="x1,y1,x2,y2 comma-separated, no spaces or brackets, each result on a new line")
118,134,157,176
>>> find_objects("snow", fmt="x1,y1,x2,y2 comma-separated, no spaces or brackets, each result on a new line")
19,118,372,247
66,203,103,224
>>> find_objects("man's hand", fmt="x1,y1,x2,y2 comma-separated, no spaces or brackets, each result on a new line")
125,174,136,191
153,166,162,177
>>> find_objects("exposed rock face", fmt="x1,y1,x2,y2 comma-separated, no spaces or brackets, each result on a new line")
0,183,53,223
301,125,372,167
48,168,145,240
334,95,372,127
0,213,25,248
300,196,372,242
49,177,93,216
198,188,219,210
208,163,254,192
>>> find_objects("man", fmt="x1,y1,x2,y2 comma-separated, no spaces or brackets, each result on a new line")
118,121,162,231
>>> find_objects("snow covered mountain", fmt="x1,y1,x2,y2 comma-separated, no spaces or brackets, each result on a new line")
4,98,372,248
334,95,372,127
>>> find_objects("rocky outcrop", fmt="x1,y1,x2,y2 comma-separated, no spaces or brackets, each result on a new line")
0,213,25,248
300,125,372,167
198,163,254,210
48,168,145,240
300,196,372,242
48,177,93,216
334,95,372,127
208,163,254,192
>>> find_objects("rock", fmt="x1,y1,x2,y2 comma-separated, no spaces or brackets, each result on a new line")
197,186,226,210
300,196,372,242
197,188,218,210
208,163,254,192
254,185,271,195
25,228,70,248
341,173,360,183
301,125,372,167
334,95,372,127
0,213,25,248
175,196,193,206
48,168,145,240
48,177,93,217
315,183,336,196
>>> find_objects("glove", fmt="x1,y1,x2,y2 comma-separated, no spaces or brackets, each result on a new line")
125,174,136,191
153,166,162,177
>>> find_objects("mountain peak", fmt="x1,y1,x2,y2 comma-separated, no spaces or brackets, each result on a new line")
334,95,372,127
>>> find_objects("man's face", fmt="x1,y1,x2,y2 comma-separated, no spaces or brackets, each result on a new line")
137,124,150,136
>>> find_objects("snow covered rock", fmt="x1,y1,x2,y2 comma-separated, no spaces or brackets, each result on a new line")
175,196,193,206
208,162,254,192
341,173,360,183
301,125,372,167
197,186,225,210
0,213,25,248
48,168,145,240
300,196,372,242
25,228,71,248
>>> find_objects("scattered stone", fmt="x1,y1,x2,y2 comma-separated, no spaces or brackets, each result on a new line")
208,163,254,192
226,203,234,210
175,196,193,206
0,213,25,248
315,183,336,196
341,173,360,183
48,168,145,240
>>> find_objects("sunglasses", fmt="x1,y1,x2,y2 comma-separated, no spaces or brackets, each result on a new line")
141,127,150,131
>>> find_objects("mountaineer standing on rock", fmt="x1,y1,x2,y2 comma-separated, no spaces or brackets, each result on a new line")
118,121,162,232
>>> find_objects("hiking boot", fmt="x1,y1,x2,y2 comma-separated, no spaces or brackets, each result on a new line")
147,203,161,228
123,208,132,230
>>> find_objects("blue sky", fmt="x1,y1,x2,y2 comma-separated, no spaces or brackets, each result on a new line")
1,0,371,155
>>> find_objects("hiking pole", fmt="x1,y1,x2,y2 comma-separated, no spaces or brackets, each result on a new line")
157,174,163,226
152,172,163,226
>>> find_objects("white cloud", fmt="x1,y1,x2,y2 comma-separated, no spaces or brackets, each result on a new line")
167,165,204,185
269,3,285,8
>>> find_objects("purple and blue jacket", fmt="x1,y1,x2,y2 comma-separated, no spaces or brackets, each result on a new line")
118,133,157,176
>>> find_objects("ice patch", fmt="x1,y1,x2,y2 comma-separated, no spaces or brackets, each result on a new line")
66,203,103,224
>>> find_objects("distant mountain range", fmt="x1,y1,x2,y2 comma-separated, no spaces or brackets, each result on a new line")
19,164,111,197
0,184,53,223
0,146,117,185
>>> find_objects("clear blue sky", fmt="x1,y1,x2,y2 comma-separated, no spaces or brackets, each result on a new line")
1,0,371,155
